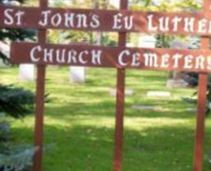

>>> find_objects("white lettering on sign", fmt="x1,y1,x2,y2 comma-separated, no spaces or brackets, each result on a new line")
92,50,102,64
184,55,193,69
195,55,205,69
160,54,170,68
184,17,195,32
172,54,182,68
30,45,102,65
118,50,142,67
51,13,62,27
172,16,182,32
116,49,211,72
39,10,100,29
39,10,51,26
63,13,74,27
4,8,25,26
147,14,157,31
112,13,134,30
78,50,88,64
131,52,140,66
198,19,207,33
118,50,130,66
147,14,211,34
143,53,158,67
159,17,170,32
11,43,211,72
30,45,41,62
4,8,211,35
44,48,54,62
90,14,100,28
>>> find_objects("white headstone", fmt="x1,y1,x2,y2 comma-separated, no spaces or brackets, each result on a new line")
147,91,171,98
0,41,9,67
138,35,156,48
70,67,85,83
132,105,158,110
0,41,9,57
109,88,134,96
19,64,35,81
167,39,189,87
170,39,188,49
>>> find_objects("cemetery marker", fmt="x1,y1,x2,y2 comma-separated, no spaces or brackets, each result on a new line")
0,0,209,170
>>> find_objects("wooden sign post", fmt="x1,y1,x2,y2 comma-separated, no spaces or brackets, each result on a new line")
33,0,47,171
0,0,210,170
114,1,127,171
193,1,210,171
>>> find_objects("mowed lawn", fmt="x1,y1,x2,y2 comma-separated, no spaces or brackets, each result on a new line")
1,66,211,171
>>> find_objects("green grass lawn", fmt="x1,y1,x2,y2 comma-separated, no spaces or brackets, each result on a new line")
1,66,211,171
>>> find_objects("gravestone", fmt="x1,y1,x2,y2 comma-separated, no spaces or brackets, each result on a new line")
69,66,85,83
166,39,189,88
147,91,171,98
19,64,35,81
138,35,156,48
132,104,158,111
69,40,89,83
109,88,134,96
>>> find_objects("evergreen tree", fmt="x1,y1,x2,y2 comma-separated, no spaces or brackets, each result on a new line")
0,0,35,64
0,2,36,171
0,0,35,118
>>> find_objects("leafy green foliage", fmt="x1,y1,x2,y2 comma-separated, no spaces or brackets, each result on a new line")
0,1,36,64
0,29,35,41
130,0,201,11
0,84,34,118
0,84,35,171
0,1,39,171
0,120,10,143
156,35,174,48
47,0,116,45
0,28,35,64
0,52,9,65
2,67,211,171
0,146,36,171
183,74,211,115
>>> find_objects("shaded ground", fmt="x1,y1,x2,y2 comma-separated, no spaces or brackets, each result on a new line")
1,67,211,171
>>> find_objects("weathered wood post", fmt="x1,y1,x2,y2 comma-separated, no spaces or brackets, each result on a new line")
113,0,127,170
33,0,47,170
193,1,209,170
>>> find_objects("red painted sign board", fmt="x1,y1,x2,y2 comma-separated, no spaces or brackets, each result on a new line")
1,5,211,35
1,0,210,170
11,42,211,73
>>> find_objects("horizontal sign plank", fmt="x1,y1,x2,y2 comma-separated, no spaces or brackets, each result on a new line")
10,42,211,73
1,5,211,35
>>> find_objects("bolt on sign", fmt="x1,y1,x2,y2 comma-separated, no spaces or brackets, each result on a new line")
0,0,210,171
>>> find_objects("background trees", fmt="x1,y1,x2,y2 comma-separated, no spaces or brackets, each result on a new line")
0,1,36,170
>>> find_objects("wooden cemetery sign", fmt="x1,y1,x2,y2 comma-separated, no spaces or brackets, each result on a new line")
2,6,211,35
0,0,210,170
9,42,211,72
